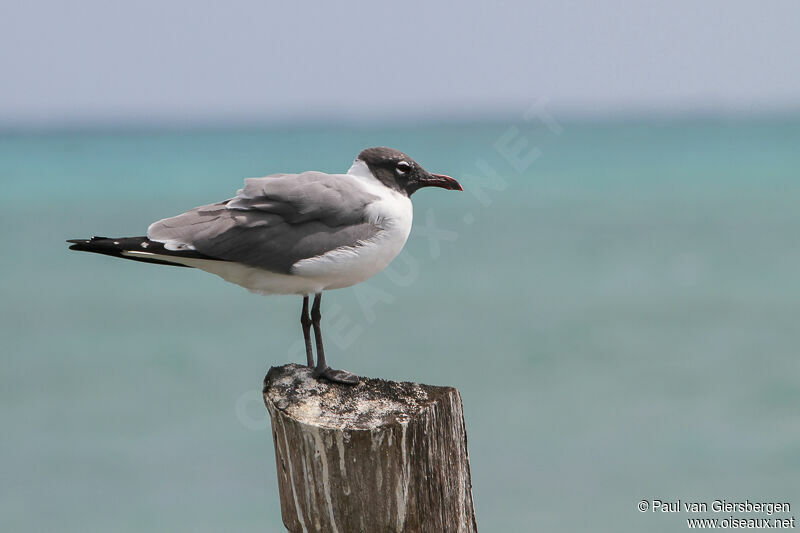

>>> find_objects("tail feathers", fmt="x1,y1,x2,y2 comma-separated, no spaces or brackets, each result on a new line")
67,236,217,268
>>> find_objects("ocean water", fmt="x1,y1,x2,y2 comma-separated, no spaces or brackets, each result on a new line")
1,117,799,532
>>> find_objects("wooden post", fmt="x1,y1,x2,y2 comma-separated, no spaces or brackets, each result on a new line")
263,363,478,533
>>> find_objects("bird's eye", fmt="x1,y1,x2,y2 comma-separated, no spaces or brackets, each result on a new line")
396,161,411,174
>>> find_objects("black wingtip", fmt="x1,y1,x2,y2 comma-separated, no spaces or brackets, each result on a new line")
67,236,113,250
67,239,94,252
65,235,213,268
67,236,109,243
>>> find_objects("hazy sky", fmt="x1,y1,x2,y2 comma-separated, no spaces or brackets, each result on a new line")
2,0,799,125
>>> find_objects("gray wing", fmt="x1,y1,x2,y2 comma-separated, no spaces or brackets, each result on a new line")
147,172,381,273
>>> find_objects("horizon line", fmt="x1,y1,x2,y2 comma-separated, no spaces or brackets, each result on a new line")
2,106,800,135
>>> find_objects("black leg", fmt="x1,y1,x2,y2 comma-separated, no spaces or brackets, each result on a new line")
310,292,359,385
310,293,327,369
300,295,314,367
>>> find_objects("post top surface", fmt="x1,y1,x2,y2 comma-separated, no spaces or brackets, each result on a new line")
263,364,458,430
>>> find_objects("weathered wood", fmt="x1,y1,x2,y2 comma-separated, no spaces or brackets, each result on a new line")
263,363,477,533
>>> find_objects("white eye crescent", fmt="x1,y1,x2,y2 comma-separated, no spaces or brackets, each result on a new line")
396,161,411,174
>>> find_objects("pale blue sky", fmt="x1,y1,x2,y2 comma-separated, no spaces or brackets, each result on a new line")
1,0,799,125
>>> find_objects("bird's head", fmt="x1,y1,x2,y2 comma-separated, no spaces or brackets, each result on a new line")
354,147,462,196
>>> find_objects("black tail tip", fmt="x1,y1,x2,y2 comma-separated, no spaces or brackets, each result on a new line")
67,239,90,252
67,236,108,242
67,236,109,243
67,236,109,251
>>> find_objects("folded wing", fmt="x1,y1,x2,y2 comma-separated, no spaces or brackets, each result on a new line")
147,172,381,274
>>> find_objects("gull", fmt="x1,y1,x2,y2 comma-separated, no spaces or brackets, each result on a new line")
68,147,462,384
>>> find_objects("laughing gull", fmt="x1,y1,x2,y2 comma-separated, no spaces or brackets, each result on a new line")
68,147,462,384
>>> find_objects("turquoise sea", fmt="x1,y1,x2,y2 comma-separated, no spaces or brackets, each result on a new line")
2,117,799,532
